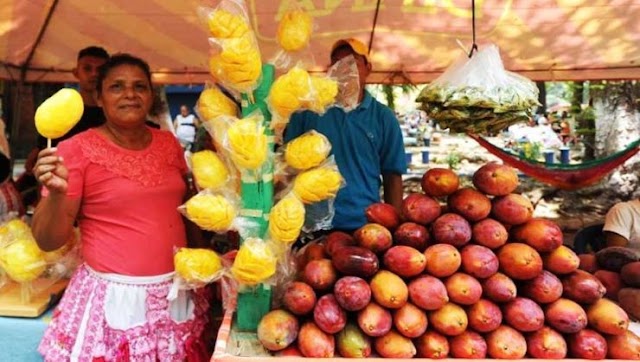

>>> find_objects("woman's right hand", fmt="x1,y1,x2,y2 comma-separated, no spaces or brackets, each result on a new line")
33,147,68,195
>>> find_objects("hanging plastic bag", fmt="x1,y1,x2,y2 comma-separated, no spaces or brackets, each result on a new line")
327,55,361,112
195,83,239,124
208,34,262,95
268,66,339,140
292,156,344,204
230,238,277,287
268,192,306,247
179,189,240,233
174,247,226,288
189,149,232,191
283,130,332,171
416,44,539,133
270,7,316,71
208,111,270,172
198,0,251,39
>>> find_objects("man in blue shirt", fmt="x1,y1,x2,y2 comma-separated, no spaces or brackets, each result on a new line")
284,38,407,232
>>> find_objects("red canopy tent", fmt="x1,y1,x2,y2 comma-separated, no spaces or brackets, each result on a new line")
1,0,640,84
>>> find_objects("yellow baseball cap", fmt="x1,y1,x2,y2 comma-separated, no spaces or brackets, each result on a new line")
331,38,370,64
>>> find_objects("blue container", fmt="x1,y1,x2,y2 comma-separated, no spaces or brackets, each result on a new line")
422,150,430,164
405,153,413,165
560,147,570,164
423,137,431,147
543,150,555,165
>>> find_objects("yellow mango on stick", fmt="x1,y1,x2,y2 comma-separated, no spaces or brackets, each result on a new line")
284,131,331,170
293,167,342,203
0,239,46,283
277,10,313,52
191,150,229,190
35,88,84,140
174,247,223,285
269,194,305,245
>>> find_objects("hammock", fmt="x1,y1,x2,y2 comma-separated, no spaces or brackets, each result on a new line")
468,134,640,190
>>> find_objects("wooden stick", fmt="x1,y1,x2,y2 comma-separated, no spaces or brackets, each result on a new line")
47,138,51,149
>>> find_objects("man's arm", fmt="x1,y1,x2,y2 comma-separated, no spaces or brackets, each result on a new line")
382,172,403,211
605,231,630,248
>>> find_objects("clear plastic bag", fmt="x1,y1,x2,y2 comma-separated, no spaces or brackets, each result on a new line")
195,83,239,124
292,156,345,204
198,0,251,40
268,66,341,142
208,35,263,96
0,217,79,303
205,111,270,172
327,55,361,112
173,247,226,289
270,7,316,71
416,44,540,133
229,238,277,288
179,189,240,233
189,149,233,191
268,192,305,247
282,130,332,171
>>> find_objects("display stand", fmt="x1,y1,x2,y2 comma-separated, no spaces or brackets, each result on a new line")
235,64,275,331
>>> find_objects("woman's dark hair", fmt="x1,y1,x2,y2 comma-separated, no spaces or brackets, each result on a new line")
96,53,152,95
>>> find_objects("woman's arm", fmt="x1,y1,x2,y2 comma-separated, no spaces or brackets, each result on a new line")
32,194,80,251
30,148,80,251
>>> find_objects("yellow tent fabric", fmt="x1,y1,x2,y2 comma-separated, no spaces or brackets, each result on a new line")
1,0,639,84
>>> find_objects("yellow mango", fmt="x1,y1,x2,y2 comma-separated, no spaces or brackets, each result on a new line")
191,150,229,190
293,167,343,203
269,194,305,244
230,238,276,286
0,239,46,282
185,193,236,232
35,88,84,139
277,10,313,52
174,247,223,284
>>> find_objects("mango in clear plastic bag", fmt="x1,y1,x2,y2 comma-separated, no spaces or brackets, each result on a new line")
0,239,46,283
197,87,238,122
293,166,342,203
277,9,313,52
185,193,237,232
207,9,250,39
269,194,305,245
174,247,223,285
284,131,331,170
35,88,84,140
309,76,339,112
230,238,276,286
209,35,262,92
0,219,33,245
269,67,312,118
227,116,268,170
191,150,229,190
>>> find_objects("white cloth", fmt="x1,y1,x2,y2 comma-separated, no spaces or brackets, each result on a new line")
174,114,197,143
603,199,640,250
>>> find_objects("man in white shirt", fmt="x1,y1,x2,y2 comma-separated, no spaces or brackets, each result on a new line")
173,104,199,150
603,199,640,250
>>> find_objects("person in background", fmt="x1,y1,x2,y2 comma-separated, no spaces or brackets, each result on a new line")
284,38,406,233
32,54,209,360
173,104,199,150
603,200,640,251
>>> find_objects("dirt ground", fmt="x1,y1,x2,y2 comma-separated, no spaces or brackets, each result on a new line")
403,133,617,246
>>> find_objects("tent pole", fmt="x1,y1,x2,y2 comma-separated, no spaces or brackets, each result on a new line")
20,0,60,81
366,0,382,55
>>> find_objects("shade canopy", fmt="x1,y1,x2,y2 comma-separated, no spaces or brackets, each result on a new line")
1,0,639,84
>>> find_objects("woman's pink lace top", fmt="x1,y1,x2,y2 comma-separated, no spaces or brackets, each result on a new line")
43,128,188,276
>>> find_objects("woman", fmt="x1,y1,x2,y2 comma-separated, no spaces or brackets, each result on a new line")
32,54,208,361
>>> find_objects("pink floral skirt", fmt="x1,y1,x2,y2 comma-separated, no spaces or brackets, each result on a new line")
38,264,209,361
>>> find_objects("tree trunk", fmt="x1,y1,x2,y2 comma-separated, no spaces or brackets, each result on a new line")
536,81,547,112
592,81,640,197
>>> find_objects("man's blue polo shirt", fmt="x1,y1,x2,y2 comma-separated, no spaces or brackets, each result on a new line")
284,91,407,230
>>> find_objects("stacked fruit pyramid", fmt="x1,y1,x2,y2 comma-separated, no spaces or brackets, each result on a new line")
256,162,640,359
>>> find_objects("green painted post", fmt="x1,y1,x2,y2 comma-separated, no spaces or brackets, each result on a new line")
235,64,275,331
